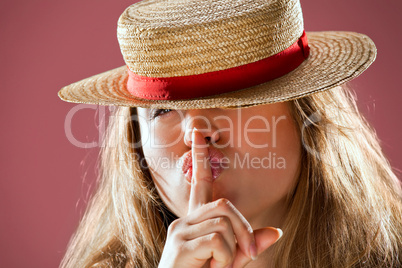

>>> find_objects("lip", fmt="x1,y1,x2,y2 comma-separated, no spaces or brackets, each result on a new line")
181,147,228,183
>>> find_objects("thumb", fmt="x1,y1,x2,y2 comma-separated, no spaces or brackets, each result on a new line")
254,227,283,255
231,227,283,268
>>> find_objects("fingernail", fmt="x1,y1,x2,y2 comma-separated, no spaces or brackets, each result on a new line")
249,240,258,260
276,228,283,241
192,127,202,143
192,128,198,146
192,127,198,137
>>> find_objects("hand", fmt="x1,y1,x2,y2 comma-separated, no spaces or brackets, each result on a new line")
158,128,282,268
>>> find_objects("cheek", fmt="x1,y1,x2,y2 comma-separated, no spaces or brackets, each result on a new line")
139,121,182,173
262,122,301,200
142,149,190,217
140,139,190,217
152,174,190,218
137,115,190,217
237,114,301,208
140,123,183,151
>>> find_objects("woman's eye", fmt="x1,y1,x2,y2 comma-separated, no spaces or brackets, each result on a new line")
151,109,173,119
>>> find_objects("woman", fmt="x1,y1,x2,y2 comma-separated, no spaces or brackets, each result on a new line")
58,0,402,267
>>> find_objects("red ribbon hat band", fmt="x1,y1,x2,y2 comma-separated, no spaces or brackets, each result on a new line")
126,31,310,101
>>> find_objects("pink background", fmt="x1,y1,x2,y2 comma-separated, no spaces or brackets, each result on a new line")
1,0,401,267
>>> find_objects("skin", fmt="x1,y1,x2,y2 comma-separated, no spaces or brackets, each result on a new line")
137,102,302,267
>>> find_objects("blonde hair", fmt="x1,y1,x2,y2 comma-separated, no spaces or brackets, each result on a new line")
60,84,402,268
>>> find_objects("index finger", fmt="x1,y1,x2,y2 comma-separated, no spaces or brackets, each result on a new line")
187,127,213,215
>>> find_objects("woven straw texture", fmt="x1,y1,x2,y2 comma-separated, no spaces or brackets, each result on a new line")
118,0,303,77
58,0,377,109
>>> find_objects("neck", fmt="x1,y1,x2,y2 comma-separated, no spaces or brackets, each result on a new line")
244,202,286,267
248,199,287,230
244,245,276,268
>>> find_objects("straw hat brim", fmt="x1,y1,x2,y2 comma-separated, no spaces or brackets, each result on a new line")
58,31,376,109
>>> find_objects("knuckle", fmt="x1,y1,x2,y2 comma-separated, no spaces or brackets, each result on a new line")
175,239,186,252
169,234,184,246
206,233,234,266
215,198,233,210
172,232,184,244
214,216,230,230
167,219,181,235
190,234,233,266
208,232,224,247
214,199,253,235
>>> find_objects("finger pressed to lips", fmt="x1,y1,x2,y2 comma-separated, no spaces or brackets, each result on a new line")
188,127,213,214
187,127,256,260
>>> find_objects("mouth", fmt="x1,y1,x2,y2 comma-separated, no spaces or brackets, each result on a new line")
181,147,228,183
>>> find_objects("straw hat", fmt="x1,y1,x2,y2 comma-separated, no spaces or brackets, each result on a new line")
58,0,377,109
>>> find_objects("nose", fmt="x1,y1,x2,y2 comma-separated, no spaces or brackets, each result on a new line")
183,110,220,147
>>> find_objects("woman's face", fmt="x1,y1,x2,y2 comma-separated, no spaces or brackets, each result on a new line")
137,102,301,228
